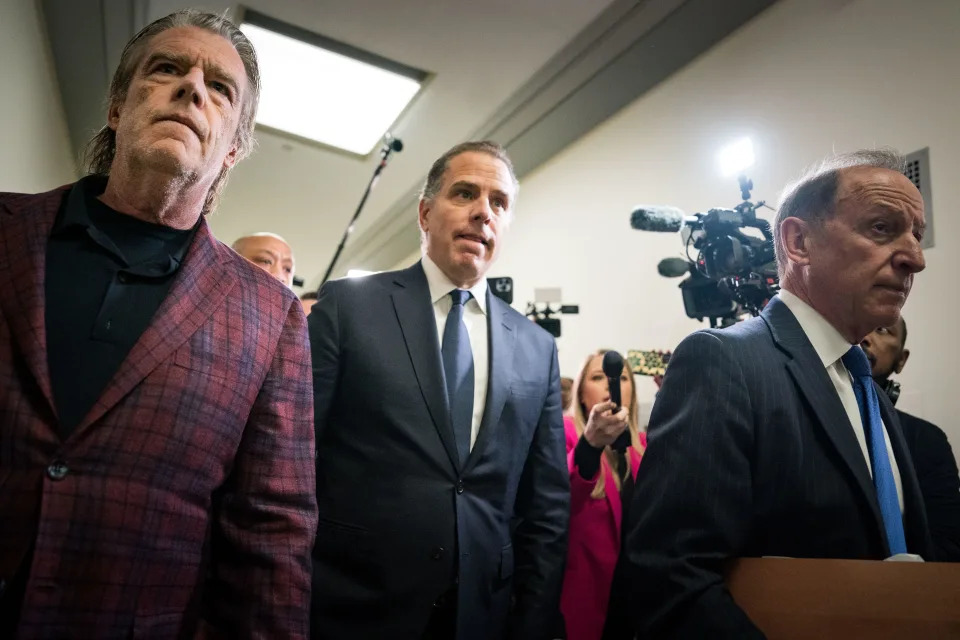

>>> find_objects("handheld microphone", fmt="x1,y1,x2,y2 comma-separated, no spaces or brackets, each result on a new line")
657,257,692,278
602,351,631,453
630,205,688,233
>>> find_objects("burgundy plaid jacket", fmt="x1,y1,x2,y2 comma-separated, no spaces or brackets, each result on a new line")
0,185,317,638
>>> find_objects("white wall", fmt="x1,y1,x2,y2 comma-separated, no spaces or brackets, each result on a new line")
493,0,960,445
0,0,77,192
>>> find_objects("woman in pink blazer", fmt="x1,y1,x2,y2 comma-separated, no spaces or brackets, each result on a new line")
560,349,646,640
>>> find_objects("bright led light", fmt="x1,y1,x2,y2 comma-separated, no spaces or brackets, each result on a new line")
718,137,755,177
346,269,377,278
241,22,423,155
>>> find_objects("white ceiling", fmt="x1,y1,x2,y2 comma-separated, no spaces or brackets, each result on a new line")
141,0,617,288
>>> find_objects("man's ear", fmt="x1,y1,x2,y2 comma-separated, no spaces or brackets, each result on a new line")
107,100,123,132
222,143,240,170
894,348,910,375
418,198,430,235
779,217,814,267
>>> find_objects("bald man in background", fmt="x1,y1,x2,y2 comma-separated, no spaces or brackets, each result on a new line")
233,232,295,287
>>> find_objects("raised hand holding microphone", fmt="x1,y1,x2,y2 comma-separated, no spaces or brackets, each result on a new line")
583,351,630,449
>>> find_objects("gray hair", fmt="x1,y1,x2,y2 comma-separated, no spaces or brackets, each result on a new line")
83,9,261,215
774,148,907,275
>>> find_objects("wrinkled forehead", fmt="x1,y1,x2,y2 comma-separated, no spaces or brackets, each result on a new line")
838,166,925,217
143,26,248,89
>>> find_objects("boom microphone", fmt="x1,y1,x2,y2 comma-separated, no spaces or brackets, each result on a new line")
630,205,687,233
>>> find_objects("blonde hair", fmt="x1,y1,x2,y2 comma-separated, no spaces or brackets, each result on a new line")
570,349,644,499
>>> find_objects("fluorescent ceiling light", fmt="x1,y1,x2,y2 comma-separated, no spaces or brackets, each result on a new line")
240,13,425,155
717,137,755,177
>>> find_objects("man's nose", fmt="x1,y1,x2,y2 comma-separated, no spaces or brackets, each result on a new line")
174,68,207,108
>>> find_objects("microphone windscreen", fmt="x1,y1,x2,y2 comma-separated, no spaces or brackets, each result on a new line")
630,205,686,233
602,350,624,410
657,257,692,278
602,351,624,379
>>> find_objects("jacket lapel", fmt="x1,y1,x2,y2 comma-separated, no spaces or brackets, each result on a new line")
0,187,71,419
465,292,515,471
762,297,886,540
72,220,236,435
391,263,459,471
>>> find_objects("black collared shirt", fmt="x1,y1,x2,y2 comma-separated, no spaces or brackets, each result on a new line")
45,175,196,438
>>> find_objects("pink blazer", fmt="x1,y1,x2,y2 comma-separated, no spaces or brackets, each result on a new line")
560,415,645,640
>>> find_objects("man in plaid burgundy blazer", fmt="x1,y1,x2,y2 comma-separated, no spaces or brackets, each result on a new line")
0,10,316,639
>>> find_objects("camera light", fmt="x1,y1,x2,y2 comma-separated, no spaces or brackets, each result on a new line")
718,137,755,177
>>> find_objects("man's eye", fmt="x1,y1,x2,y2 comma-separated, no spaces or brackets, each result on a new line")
155,63,177,74
254,258,273,266
210,81,230,97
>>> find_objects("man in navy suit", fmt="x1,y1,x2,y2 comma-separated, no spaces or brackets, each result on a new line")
628,149,933,638
308,141,569,640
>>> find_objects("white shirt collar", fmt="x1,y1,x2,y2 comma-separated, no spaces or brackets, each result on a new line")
421,253,488,315
778,289,853,368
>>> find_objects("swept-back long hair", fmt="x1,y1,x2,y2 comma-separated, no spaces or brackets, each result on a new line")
84,9,261,215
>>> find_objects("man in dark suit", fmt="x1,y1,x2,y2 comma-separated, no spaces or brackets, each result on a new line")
861,318,960,561
628,149,933,638
0,11,317,638
309,141,569,640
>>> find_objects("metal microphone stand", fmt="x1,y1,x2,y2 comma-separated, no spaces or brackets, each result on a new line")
318,136,404,287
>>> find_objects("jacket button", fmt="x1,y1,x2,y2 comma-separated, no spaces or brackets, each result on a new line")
431,547,445,561
46,461,69,481
456,480,464,494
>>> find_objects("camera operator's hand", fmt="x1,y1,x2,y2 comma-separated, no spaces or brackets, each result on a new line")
583,401,630,448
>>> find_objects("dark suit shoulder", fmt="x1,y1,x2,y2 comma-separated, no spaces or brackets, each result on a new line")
672,314,770,361
897,410,947,442
319,266,411,299
712,314,771,344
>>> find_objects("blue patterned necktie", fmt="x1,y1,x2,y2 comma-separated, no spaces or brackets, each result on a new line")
442,290,474,466
842,345,907,555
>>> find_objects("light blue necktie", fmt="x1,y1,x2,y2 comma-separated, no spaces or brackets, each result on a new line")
442,290,474,466
842,345,907,555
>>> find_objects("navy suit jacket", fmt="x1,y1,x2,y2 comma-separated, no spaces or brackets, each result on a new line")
898,409,960,561
628,296,933,639
308,262,569,640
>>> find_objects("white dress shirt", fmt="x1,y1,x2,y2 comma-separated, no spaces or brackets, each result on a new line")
421,255,489,451
779,290,904,512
